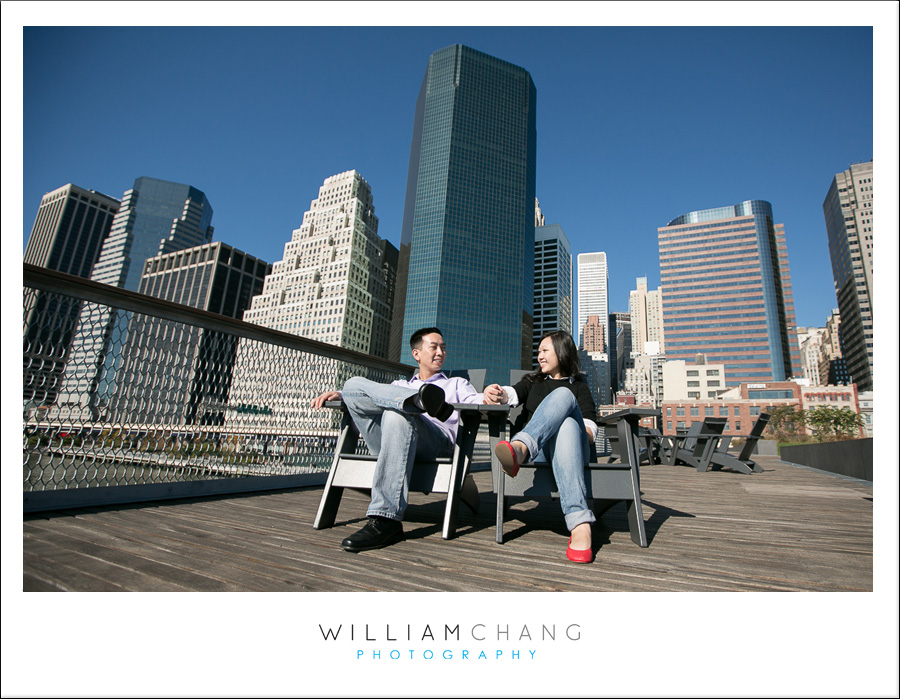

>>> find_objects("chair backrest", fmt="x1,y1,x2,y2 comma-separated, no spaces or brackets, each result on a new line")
679,421,704,451
736,413,770,461
692,417,726,457
448,369,486,393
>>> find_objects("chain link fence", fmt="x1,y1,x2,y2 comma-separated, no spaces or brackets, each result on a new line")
23,264,413,511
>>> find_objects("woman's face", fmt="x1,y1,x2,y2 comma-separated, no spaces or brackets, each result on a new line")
537,337,562,378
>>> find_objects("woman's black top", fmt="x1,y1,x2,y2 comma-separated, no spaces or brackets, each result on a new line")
510,375,598,434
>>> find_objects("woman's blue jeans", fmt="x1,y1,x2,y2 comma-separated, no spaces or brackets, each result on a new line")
512,388,596,532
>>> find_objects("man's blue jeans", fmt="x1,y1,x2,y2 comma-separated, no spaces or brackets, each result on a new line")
340,376,453,521
512,388,596,532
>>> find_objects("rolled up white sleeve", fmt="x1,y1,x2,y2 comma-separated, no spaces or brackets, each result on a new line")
502,385,519,407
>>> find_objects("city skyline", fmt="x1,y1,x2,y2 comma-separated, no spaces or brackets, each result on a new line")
12,13,894,336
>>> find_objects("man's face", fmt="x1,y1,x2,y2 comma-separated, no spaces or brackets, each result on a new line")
412,333,447,374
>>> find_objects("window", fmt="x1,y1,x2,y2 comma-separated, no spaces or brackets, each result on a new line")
706,369,719,376
690,406,700,417
705,407,714,416
687,370,699,377
677,407,685,416
750,406,760,416
687,381,700,387
688,392,701,399
719,406,728,416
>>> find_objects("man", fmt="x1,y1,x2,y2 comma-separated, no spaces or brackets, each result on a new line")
312,327,482,552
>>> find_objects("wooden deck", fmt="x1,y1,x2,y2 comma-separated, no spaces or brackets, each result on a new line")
22,453,873,592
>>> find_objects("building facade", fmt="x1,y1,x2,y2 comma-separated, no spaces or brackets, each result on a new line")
532,223,573,366
55,177,215,420
662,380,862,438
242,170,397,359
662,359,728,401
23,184,120,406
823,160,874,391
622,350,665,407
577,252,608,352
819,309,850,385
658,200,800,387
608,311,631,394
628,276,665,356
112,242,271,425
797,326,826,385
392,44,537,384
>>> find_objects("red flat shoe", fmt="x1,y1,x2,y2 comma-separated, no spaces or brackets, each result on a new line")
566,537,593,564
495,440,520,477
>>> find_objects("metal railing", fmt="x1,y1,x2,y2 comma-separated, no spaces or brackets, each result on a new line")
23,263,414,512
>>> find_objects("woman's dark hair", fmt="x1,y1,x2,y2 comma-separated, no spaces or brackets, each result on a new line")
527,330,580,382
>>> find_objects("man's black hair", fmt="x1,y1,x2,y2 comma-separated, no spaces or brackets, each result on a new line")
409,327,443,350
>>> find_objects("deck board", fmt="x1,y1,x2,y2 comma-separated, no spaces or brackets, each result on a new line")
22,454,873,592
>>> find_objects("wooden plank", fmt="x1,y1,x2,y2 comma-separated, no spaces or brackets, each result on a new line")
20,454,873,592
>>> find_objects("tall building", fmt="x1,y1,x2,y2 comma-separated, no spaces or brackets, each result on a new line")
392,44,537,384
628,276,665,356
532,223,573,366
226,171,397,434
623,351,666,407
577,252,608,351
112,241,271,425
797,326,826,385
242,170,397,358
91,177,214,290
56,176,215,419
608,311,631,394
657,200,800,387
23,184,120,405
819,308,850,385
823,160,874,391
580,314,610,405
582,314,605,353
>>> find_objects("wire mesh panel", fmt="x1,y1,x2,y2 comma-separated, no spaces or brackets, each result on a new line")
23,266,410,496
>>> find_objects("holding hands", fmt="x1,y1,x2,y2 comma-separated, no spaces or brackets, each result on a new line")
483,384,508,405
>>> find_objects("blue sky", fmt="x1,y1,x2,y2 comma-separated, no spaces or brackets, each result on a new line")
12,11,893,332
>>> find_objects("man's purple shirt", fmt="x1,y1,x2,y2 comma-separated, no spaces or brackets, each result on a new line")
393,371,482,443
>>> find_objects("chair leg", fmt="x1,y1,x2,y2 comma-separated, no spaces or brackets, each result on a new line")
625,499,649,547
313,484,344,530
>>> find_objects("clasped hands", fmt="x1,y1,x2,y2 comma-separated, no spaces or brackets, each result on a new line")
482,384,509,405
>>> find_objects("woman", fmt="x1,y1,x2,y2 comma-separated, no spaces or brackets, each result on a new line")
483,330,598,563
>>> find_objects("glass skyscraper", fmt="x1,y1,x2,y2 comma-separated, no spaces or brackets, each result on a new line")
391,45,537,384
533,223,573,367
657,200,800,387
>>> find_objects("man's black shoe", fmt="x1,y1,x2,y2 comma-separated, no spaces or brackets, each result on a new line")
417,383,454,422
341,517,404,552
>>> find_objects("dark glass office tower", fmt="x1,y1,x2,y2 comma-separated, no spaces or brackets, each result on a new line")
391,45,537,384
